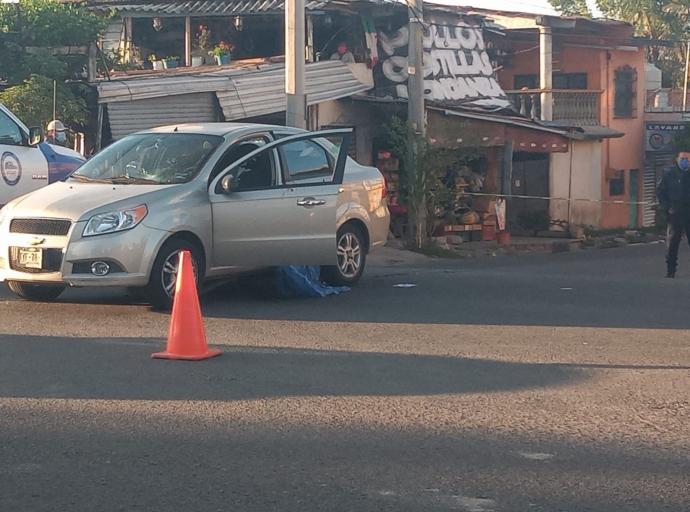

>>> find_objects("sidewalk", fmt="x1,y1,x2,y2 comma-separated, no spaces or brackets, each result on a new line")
368,237,581,267
370,230,665,267
446,236,584,258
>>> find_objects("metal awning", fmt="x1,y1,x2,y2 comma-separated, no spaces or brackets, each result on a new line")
216,60,372,120
86,0,327,15
97,60,372,137
97,75,234,103
98,60,371,106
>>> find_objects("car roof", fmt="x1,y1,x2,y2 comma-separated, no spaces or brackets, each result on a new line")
141,123,306,137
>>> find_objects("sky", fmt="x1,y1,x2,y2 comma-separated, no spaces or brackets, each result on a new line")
431,0,604,17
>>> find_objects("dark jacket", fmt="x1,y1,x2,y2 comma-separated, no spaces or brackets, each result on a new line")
657,167,687,213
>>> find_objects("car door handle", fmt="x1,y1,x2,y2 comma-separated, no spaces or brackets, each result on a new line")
297,198,325,207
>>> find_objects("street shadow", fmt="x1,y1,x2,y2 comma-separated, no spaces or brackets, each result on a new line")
1,406,689,512
0,334,588,401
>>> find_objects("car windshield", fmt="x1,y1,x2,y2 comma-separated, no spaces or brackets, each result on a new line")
70,133,223,184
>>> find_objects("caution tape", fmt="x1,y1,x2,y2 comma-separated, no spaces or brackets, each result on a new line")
458,191,658,207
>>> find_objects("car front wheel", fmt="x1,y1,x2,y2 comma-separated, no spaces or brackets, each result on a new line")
144,239,204,310
7,281,65,302
321,224,366,287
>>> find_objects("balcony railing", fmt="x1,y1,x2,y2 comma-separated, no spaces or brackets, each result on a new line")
506,90,602,126
646,89,690,112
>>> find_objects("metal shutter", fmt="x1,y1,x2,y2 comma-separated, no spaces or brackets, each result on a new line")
106,93,217,141
643,152,674,227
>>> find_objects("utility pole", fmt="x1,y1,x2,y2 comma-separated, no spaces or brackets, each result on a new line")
539,25,553,122
407,0,426,246
683,41,690,114
285,0,307,128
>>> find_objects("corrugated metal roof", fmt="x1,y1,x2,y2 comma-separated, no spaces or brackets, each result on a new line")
98,75,234,102
216,60,371,120
87,0,327,15
98,60,372,121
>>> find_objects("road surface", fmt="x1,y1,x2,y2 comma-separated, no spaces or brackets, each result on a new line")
1,244,689,511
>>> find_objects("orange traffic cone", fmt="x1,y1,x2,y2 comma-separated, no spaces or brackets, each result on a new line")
152,250,221,361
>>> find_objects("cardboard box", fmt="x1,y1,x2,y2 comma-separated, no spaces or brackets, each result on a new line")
472,197,496,213
444,224,482,232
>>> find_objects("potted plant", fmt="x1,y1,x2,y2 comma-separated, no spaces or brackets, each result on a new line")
209,41,234,66
148,54,164,71
162,56,180,69
193,25,210,67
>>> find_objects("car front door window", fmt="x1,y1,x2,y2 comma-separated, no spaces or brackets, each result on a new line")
210,136,275,190
0,110,24,146
281,140,333,184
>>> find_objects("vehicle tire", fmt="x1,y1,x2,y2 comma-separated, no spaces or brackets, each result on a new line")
144,238,205,311
321,224,367,287
7,281,65,302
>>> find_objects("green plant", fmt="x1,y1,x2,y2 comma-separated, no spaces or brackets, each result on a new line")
385,115,485,248
418,243,467,259
670,122,690,152
147,54,158,62
0,74,87,128
105,49,139,71
209,41,234,58
164,56,180,62
195,25,211,52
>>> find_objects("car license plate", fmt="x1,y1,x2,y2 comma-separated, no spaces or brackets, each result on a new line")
19,248,42,269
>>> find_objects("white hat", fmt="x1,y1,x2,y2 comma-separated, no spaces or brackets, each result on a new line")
47,120,67,132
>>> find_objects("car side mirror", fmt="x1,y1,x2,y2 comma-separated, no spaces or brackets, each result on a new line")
28,126,44,147
220,173,238,194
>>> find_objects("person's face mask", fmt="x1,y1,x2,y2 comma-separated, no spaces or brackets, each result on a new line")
56,132,67,143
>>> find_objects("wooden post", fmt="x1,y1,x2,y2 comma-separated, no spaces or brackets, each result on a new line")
87,42,97,83
96,104,104,153
185,16,192,67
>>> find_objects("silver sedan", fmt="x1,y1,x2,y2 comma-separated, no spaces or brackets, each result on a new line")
0,124,391,308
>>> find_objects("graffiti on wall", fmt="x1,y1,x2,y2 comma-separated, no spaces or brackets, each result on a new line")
375,18,510,109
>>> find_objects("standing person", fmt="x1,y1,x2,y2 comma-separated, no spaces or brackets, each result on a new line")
46,119,69,146
657,150,690,278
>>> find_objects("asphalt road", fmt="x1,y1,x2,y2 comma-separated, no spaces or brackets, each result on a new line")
1,243,689,512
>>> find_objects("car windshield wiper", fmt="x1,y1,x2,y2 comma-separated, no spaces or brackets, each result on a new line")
109,176,161,185
69,173,110,183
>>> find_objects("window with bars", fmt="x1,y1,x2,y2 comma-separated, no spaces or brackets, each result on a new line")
609,173,625,196
614,66,637,118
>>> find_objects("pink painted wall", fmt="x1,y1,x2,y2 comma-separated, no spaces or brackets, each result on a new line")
600,48,646,229
496,37,646,228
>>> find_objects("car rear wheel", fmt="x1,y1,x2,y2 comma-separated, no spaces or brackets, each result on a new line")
144,238,205,310
7,281,65,302
321,224,366,287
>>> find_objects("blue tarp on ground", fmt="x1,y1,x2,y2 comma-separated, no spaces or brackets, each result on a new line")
276,266,350,297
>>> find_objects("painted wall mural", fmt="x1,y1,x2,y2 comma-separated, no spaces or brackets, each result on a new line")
375,18,510,110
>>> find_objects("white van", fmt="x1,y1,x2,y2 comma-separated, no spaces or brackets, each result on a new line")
0,103,84,209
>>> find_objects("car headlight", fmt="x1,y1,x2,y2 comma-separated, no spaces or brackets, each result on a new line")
0,205,11,229
83,205,148,237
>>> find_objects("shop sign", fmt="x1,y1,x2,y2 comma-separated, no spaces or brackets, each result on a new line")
375,16,510,109
645,123,686,152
